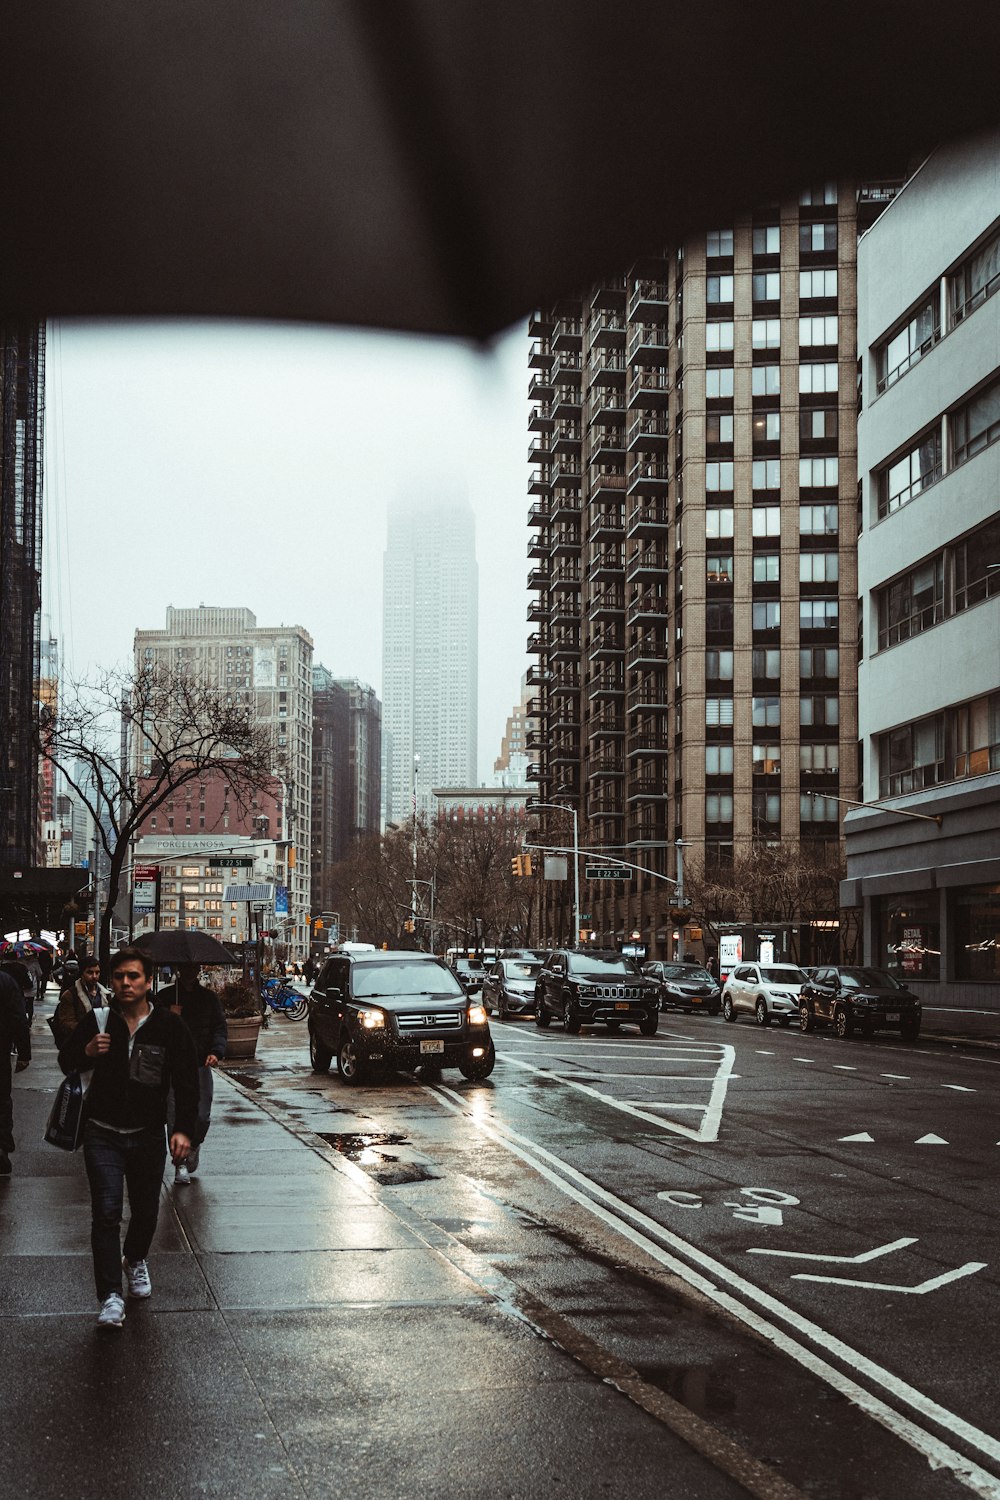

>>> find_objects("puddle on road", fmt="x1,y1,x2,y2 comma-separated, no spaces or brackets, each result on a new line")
225,1070,264,1091
315,1131,438,1186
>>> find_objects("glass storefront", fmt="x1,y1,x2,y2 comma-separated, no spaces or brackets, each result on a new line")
953,883,1000,981
878,890,940,981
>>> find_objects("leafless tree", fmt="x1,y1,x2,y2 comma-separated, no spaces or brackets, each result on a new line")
38,663,276,971
683,841,844,961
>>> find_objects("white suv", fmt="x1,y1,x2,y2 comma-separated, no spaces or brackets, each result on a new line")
721,963,808,1027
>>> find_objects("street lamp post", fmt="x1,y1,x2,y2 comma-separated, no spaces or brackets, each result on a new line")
528,800,579,948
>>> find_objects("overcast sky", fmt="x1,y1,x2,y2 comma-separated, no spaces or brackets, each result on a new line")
43,318,530,782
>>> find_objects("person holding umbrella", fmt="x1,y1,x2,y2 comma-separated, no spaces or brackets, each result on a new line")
154,963,227,1185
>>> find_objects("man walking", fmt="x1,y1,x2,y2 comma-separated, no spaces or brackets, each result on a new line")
0,965,31,1175
53,953,108,1045
154,963,227,1185
59,947,198,1330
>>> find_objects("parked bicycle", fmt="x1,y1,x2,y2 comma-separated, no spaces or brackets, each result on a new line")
259,976,309,1024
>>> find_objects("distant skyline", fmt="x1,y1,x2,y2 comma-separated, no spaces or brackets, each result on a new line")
42,318,529,782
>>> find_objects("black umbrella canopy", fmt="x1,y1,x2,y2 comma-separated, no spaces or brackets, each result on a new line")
134,930,237,967
4,1,1000,339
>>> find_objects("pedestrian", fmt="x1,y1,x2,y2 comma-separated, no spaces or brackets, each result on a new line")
154,963,227,1186
0,965,31,1175
58,947,198,1331
303,955,316,985
705,954,718,980
1,957,36,1023
53,953,108,1046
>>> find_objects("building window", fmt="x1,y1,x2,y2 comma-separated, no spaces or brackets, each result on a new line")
752,412,781,445
799,551,839,583
752,459,781,490
801,409,838,444
706,552,734,584
800,503,838,535
799,183,838,206
951,224,1000,324
879,714,944,796
877,557,945,648
706,507,735,538
950,374,1000,467
800,269,838,299
752,224,780,254
800,647,838,678
877,891,940,982
800,695,839,726
752,743,781,773
752,365,781,396
752,648,781,679
799,362,839,394
706,321,735,352
706,461,734,491
706,602,734,633
753,790,781,826
705,697,735,726
800,793,840,823
705,649,734,681
752,272,780,302
707,413,734,444
800,456,840,490
800,599,839,629
706,230,734,257
954,517,1000,612
799,315,838,347
752,319,781,349
800,742,839,774
752,696,780,727
707,274,734,304
878,428,942,518
875,292,939,393
706,367,734,398
706,745,734,774
752,506,780,537
953,884,1000,981
705,792,734,824
753,554,780,583
800,221,838,253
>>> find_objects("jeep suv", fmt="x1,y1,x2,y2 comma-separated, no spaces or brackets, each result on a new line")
798,966,922,1041
535,949,660,1034
308,950,495,1084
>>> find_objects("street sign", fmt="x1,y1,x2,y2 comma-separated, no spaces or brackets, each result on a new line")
585,865,630,880
209,857,253,868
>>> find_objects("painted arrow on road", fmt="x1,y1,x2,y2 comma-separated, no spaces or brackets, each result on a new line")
748,1237,916,1263
793,1262,987,1294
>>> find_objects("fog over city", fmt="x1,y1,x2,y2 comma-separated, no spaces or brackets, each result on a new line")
43,317,529,781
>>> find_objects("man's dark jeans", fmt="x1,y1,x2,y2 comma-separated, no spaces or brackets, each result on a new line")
83,1120,166,1300
0,1048,13,1155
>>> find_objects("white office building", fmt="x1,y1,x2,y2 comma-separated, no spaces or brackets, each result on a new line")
382,502,479,825
843,133,1000,1008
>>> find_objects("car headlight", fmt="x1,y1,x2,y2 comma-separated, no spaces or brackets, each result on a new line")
357,1007,386,1029
467,1004,489,1026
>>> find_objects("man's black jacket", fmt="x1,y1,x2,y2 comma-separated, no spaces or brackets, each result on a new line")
154,981,228,1064
59,1004,198,1136
0,970,30,1062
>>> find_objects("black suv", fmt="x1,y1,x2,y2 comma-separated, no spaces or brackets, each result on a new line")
308,950,495,1084
535,949,660,1034
798,966,922,1041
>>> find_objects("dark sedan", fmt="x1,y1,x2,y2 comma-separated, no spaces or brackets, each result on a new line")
483,957,542,1019
643,961,721,1015
798,966,922,1041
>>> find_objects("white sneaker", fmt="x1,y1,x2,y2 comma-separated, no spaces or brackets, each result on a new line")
174,1163,191,1186
96,1292,126,1329
123,1258,152,1299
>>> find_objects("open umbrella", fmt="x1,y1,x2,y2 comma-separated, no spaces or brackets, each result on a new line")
0,939,50,959
134,930,237,966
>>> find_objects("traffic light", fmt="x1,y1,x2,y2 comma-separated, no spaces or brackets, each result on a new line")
403,918,415,933
523,853,533,877
511,855,523,877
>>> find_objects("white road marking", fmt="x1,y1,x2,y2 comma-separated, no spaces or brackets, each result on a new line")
881,1073,910,1080
749,1238,916,1264
795,1263,987,1295
500,1046,736,1142
433,1084,1000,1495
833,1065,857,1071
755,1050,776,1055
943,1085,976,1092
792,1057,815,1064
915,1134,949,1145
839,1132,875,1142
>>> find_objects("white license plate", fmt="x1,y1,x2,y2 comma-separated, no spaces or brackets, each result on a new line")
886,1012,900,1022
420,1039,445,1055
615,1002,630,1011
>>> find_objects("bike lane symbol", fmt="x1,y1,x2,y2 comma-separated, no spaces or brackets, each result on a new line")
657,1187,801,1226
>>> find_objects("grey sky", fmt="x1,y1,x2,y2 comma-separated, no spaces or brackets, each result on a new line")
42,318,529,782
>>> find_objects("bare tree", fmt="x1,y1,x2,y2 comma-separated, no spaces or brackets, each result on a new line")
682,841,843,961
38,663,277,971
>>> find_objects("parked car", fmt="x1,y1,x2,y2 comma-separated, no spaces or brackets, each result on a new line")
483,956,542,1019
798,966,922,1041
307,950,495,1084
534,949,660,1035
450,957,486,996
643,960,721,1015
721,962,809,1026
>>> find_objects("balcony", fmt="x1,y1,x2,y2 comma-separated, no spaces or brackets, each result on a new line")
627,460,670,497
627,367,670,409
550,526,580,556
525,727,543,752
550,595,581,627
526,665,552,687
627,499,670,536
549,672,581,698
628,278,670,321
589,712,625,742
590,385,626,427
550,489,581,523
591,755,625,780
551,458,582,489
590,586,625,619
527,598,549,623
591,628,625,661
528,466,552,496
528,371,554,402
552,318,583,352
626,414,670,454
549,631,579,660
588,790,624,818
550,742,581,769
528,403,554,433
588,670,625,701
551,423,582,456
529,340,553,369
587,508,624,546
552,386,582,421
551,705,581,732
527,567,548,591
526,631,548,656
527,502,549,529
552,352,583,386
589,312,627,349
627,323,671,363
627,588,667,625
591,278,627,313
591,468,627,504
528,309,554,337
591,424,625,466
627,673,668,712
587,547,624,584
627,722,670,758
627,629,667,670
625,542,669,583
528,437,552,464
550,564,581,591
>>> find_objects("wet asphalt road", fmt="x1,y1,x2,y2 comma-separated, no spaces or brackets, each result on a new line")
248,1004,1000,1499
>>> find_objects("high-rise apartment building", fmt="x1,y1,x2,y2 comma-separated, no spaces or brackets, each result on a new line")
382,502,478,825
843,134,1000,1007
493,676,535,787
134,606,313,951
311,666,381,915
527,183,898,957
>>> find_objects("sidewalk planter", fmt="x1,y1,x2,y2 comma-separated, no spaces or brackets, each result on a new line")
219,981,263,1060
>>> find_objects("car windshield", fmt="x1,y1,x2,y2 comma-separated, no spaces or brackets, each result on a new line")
503,961,540,978
353,962,464,999
838,968,904,991
567,953,634,976
454,960,484,974
662,964,713,981
761,966,807,983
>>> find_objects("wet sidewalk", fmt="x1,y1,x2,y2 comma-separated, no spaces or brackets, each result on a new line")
1,1015,746,1500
